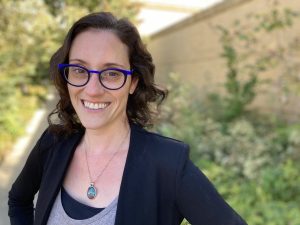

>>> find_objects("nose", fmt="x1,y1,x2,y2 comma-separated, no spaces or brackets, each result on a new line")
84,72,105,96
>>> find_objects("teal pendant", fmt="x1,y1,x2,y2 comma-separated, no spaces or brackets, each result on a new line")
87,183,97,199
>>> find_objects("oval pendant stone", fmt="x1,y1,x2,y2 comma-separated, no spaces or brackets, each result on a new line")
87,183,97,199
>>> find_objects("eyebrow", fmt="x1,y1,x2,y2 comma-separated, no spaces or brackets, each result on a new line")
69,59,127,69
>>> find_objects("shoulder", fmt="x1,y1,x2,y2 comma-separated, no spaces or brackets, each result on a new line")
133,123,188,150
33,126,84,159
131,124,189,168
148,129,188,153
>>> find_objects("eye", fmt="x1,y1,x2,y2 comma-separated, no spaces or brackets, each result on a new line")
108,70,122,77
71,67,86,74
102,70,123,79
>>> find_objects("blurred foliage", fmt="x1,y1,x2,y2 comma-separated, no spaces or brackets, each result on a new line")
211,1,300,122
44,0,140,19
212,25,257,122
0,0,139,159
161,3,300,224
158,74,300,225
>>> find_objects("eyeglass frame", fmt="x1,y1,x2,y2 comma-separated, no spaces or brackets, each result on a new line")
58,63,134,90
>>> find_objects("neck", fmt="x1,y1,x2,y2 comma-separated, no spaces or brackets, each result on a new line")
83,120,130,155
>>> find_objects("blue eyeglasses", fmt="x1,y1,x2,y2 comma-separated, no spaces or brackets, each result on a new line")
58,64,134,90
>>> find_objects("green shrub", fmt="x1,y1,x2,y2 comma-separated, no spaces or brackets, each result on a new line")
0,85,46,158
155,74,300,225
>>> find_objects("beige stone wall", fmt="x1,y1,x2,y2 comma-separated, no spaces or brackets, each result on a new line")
147,0,300,120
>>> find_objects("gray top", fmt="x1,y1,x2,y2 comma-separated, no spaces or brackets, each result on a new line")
47,190,118,225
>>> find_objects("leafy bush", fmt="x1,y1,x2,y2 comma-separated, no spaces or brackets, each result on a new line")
0,86,46,158
159,4,300,224
156,74,300,225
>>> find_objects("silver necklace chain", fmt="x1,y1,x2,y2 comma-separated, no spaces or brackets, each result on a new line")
84,128,130,184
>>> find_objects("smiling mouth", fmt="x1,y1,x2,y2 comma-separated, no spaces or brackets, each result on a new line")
82,100,110,110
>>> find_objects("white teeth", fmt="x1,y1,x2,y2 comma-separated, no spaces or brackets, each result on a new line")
83,101,108,110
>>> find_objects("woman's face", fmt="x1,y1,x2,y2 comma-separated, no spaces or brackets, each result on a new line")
68,29,138,131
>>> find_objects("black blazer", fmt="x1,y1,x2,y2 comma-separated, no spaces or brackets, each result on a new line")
8,124,247,225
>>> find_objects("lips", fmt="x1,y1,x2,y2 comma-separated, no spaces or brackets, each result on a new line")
82,100,110,110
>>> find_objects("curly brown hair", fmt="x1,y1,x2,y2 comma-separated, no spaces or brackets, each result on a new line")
48,12,167,135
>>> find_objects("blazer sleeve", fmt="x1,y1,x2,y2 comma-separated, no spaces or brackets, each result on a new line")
175,148,247,225
8,129,50,225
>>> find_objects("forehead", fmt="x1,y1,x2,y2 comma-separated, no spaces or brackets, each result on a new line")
69,29,129,66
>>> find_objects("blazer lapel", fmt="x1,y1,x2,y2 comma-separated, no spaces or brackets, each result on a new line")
114,124,151,225
34,130,84,225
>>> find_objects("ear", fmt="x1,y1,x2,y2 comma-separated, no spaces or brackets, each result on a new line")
129,77,139,94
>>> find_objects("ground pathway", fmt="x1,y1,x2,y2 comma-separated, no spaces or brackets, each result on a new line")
0,92,57,225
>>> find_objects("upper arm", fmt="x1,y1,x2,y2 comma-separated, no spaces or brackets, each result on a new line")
175,151,247,225
8,129,51,224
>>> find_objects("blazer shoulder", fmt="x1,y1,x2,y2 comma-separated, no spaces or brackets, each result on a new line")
38,126,83,147
137,126,188,150
134,125,190,166
33,127,83,163
36,127,63,154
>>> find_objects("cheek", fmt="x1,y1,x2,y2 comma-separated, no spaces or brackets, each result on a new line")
113,89,130,107
67,85,79,97
116,93,129,106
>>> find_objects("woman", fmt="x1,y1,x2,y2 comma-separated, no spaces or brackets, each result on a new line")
8,12,247,225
